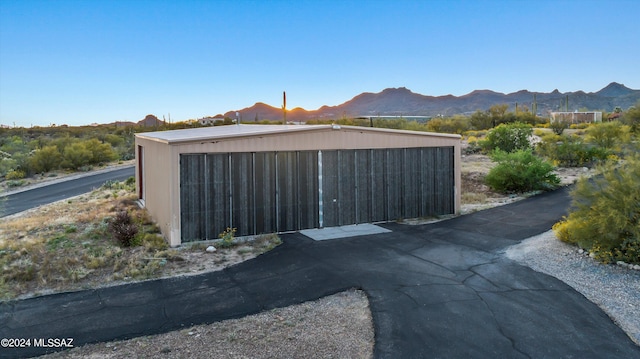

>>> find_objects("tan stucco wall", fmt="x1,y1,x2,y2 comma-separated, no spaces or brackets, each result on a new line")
134,137,180,246
137,126,461,246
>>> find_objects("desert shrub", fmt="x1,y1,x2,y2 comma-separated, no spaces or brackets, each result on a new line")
549,118,569,135
533,128,546,137
536,134,608,167
141,233,168,251
30,145,63,173
480,122,533,153
84,138,118,164
125,176,136,186
485,149,560,193
621,102,640,132
553,156,640,264
103,133,125,147
218,227,237,248
62,139,117,170
63,142,93,170
5,169,26,180
463,136,482,154
569,123,590,129
426,116,470,134
108,210,139,247
585,121,630,150
6,180,26,187
0,156,17,177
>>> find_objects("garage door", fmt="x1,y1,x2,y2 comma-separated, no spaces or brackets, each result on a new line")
180,151,318,241
179,147,454,242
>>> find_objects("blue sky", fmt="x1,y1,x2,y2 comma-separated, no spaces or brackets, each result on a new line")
1,0,638,127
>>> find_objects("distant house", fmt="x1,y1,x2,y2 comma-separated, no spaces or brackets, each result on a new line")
198,115,225,126
550,112,602,124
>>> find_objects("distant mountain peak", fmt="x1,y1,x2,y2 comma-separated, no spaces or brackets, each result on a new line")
215,83,639,123
596,82,633,97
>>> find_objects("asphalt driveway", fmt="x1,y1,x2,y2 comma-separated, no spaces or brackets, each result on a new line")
1,186,638,358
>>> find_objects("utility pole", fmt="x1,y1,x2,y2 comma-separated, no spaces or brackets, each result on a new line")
282,91,287,125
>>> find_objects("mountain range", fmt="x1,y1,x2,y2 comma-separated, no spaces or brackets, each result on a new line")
221,82,639,123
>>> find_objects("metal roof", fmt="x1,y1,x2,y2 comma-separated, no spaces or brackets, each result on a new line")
136,124,460,145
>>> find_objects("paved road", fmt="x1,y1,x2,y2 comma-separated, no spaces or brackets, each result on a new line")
1,186,639,358
0,166,135,217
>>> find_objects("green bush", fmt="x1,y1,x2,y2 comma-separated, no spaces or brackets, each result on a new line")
481,122,533,153
0,157,17,177
63,142,93,170
553,156,640,264
61,139,117,170
6,180,26,188
84,138,118,164
536,134,608,167
30,145,63,173
485,149,560,193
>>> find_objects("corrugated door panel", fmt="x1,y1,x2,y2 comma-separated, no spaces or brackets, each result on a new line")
371,149,387,222
298,151,319,230
207,153,230,239
403,148,420,219
180,154,206,242
386,149,403,220
232,153,254,236
255,152,277,234
338,150,356,226
321,150,339,227
356,149,372,224
435,147,454,214
276,151,298,232
421,148,437,216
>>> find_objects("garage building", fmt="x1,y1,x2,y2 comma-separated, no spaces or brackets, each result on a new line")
135,124,461,247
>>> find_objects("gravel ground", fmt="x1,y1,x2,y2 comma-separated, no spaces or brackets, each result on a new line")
505,230,640,345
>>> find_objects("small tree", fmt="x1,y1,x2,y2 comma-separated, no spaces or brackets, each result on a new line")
549,118,569,135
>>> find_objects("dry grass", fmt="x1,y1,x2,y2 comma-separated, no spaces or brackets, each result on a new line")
0,182,281,301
